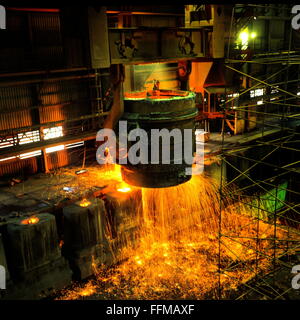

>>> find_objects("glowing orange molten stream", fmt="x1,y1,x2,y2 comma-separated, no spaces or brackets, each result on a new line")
21,216,39,225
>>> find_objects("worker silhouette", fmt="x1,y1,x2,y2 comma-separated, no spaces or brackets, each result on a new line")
153,79,160,90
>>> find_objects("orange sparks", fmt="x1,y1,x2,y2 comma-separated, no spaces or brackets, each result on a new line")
56,168,299,300
80,287,95,297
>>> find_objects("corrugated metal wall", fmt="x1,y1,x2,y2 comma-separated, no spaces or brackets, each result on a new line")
39,79,89,124
0,76,91,175
0,10,93,177
0,86,33,130
0,157,38,177
30,13,63,67
0,10,64,72
46,149,69,171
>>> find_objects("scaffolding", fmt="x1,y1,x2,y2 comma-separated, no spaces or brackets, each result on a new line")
218,4,300,299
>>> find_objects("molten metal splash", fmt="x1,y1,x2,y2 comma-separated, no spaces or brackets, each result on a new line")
21,216,39,225
58,166,297,300
79,198,91,207
117,182,131,193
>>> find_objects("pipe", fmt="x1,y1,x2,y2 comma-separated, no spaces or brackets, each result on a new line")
103,64,126,130
103,83,124,130
7,7,60,13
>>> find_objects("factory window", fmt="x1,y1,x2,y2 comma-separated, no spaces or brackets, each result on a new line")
270,86,280,101
250,88,264,98
0,150,42,162
65,141,84,149
19,150,42,159
17,130,40,145
238,28,249,52
43,126,63,140
227,93,239,98
45,145,64,153
271,86,279,94
0,137,15,149
0,156,17,162
0,130,41,149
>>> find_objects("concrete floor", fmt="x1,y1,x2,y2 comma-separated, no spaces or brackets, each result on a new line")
0,124,287,224
0,166,107,226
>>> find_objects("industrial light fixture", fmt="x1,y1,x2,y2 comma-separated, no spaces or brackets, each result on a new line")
250,32,257,39
45,145,64,153
75,169,88,175
239,31,249,42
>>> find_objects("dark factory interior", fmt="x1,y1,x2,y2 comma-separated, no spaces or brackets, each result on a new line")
0,3,300,301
